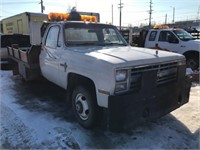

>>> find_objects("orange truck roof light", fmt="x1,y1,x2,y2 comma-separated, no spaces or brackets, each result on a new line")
48,12,97,23
153,25,169,29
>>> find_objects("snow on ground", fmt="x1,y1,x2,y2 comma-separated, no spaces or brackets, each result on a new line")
0,70,199,149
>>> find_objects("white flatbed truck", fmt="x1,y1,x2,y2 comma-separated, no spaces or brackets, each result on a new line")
8,12,191,131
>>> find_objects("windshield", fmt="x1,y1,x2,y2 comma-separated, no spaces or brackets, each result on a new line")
64,23,128,46
173,30,194,41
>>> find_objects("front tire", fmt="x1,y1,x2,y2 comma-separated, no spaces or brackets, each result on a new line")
185,53,199,70
72,85,101,129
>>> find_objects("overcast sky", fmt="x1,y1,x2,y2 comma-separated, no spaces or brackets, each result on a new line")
0,0,199,26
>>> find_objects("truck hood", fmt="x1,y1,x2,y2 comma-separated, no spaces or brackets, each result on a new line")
188,39,200,43
66,46,184,68
84,46,184,67
183,39,200,51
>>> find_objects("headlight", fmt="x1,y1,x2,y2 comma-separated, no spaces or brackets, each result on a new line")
115,70,127,82
115,69,128,93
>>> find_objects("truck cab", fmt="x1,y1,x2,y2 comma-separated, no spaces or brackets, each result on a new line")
144,26,200,70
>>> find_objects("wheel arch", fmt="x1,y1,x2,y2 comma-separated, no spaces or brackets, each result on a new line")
183,50,199,58
183,50,199,70
66,72,97,102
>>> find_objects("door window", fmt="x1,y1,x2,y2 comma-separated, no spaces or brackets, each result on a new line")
149,31,157,41
158,31,178,43
45,26,60,48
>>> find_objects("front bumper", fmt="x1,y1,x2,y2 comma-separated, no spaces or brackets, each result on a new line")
108,66,191,131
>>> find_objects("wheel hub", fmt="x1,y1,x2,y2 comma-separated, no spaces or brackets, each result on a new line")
75,93,89,120
76,101,83,113
187,58,198,70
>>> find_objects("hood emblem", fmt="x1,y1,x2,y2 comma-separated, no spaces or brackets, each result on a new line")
156,50,158,55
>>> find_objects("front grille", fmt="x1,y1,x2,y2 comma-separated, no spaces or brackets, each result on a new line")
130,62,178,92
157,62,178,85
131,64,159,73
130,72,142,92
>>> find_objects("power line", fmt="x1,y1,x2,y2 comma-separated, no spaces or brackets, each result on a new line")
124,10,148,13
0,8,15,14
1,1,38,4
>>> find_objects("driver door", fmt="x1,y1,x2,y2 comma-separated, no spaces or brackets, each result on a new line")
156,31,180,53
40,25,62,86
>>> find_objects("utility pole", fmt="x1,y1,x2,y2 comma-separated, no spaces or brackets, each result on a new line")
196,5,200,20
173,7,175,24
40,0,44,13
112,4,113,24
149,0,153,27
118,0,123,30
165,13,167,24
171,6,175,24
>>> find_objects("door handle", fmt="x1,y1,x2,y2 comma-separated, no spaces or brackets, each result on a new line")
60,62,67,72
155,43,158,47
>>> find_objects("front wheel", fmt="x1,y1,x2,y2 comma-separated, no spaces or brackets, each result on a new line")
185,54,199,71
72,85,101,129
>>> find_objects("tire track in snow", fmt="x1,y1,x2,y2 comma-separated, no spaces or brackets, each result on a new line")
0,102,36,149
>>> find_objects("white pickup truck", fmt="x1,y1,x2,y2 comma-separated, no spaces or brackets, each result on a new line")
127,26,200,70
8,15,191,131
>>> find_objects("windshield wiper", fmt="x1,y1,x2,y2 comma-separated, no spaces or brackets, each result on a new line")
66,42,128,46
103,43,127,46
66,42,99,46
